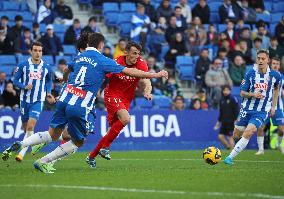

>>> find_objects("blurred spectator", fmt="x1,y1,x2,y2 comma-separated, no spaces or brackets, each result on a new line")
275,16,284,47
0,26,13,54
269,37,284,59
103,46,113,59
192,0,210,24
82,16,100,34
190,98,202,110
37,0,54,24
2,82,19,110
206,24,219,45
234,19,246,40
229,39,252,64
53,59,67,83
252,21,270,49
238,27,252,49
173,6,187,31
223,20,236,41
113,38,127,59
185,33,200,56
195,48,211,88
248,0,265,13
140,0,157,22
64,19,81,45
229,55,246,86
189,16,207,46
0,16,10,36
165,16,183,43
165,32,188,68
176,0,192,24
26,0,37,15
251,37,262,61
14,28,33,55
157,0,173,22
218,32,235,51
54,0,73,26
0,72,7,95
9,15,28,43
205,58,233,108
172,96,185,111
219,0,242,23
239,0,256,23
193,88,210,110
162,75,180,98
32,22,42,41
40,24,63,56
214,85,238,149
217,47,230,69
130,4,150,49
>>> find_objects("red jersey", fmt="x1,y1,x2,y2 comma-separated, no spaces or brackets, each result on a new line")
104,56,148,102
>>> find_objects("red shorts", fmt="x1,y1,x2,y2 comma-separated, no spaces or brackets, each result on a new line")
104,95,130,126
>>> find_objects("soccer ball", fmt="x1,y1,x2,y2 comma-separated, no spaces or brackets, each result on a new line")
203,146,222,165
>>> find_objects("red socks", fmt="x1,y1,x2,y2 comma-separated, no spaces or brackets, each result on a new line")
89,120,125,158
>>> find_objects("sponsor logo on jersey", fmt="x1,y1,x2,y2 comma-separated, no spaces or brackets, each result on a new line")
254,83,268,90
65,84,87,98
29,71,42,80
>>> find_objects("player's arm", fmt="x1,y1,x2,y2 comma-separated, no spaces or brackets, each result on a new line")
240,72,263,99
122,67,168,79
271,85,279,110
13,65,31,90
45,67,55,104
140,79,152,100
63,67,71,83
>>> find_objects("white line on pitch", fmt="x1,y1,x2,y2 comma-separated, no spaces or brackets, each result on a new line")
0,184,283,199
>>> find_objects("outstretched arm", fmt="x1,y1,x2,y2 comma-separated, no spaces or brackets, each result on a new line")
140,79,153,100
122,67,168,79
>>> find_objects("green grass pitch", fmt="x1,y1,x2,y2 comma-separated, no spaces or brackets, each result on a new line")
0,150,284,199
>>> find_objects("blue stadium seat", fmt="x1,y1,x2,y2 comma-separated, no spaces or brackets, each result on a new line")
135,97,153,109
77,0,91,5
231,86,240,96
218,24,227,32
270,23,277,36
53,24,66,34
118,13,133,24
103,2,119,14
210,12,219,23
105,12,120,27
24,22,33,29
2,1,20,11
3,11,17,21
193,56,199,64
55,55,72,65
209,2,222,13
159,44,169,61
0,66,15,76
57,32,65,43
119,22,132,37
176,56,193,69
178,66,195,81
63,45,77,55
39,24,46,33
42,55,54,65
20,2,29,11
130,101,135,109
264,2,272,12
271,13,282,23
273,2,284,12
21,12,33,22
0,55,17,66
153,97,172,109
256,14,270,23
120,2,136,13
246,65,253,73
17,55,30,64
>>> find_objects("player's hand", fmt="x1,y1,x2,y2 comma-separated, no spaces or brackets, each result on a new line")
25,84,32,90
253,92,264,99
46,93,56,104
144,93,153,100
156,70,168,79
270,107,276,117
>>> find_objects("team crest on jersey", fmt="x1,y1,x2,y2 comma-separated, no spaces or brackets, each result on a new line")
241,79,245,85
254,83,268,90
15,67,19,73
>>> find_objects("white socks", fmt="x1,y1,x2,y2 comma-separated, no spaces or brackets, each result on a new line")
257,136,264,151
40,140,78,164
229,137,249,159
21,131,52,148
18,131,34,157
278,136,283,147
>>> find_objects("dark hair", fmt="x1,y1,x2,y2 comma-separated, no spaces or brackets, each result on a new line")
254,37,262,43
23,28,30,32
15,15,23,21
218,47,227,53
88,16,96,23
174,95,184,103
201,48,209,52
119,38,126,43
1,16,8,20
271,57,281,62
88,32,105,49
76,32,89,50
257,49,269,56
58,59,67,65
30,41,43,50
73,18,80,24
32,22,39,28
226,20,234,24
125,41,142,52
270,36,278,41
175,5,182,10
222,85,231,91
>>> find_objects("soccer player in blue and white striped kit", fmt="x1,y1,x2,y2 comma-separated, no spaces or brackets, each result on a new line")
255,57,284,155
224,50,281,165
2,32,168,173
11,42,55,162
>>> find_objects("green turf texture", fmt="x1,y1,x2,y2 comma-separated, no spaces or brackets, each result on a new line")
0,150,284,199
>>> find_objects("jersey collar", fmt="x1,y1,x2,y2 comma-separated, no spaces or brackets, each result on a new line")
253,64,270,74
86,47,101,53
28,58,43,70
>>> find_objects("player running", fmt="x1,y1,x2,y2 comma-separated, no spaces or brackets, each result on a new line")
255,57,284,155
2,32,168,173
86,41,152,168
9,42,55,162
223,50,281,165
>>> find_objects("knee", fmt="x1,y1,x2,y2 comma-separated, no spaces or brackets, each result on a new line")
120,115,130,126
50,133,59,141
73,140,84,147
26,125,34,132
243,128,256,139
279,126,284,136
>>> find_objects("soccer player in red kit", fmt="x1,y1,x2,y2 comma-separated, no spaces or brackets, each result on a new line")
86,42,155,168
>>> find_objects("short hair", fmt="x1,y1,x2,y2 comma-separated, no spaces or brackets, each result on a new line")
125,41,142,52
32,22,39,28
257,49,269,56
254,37,263,43
23,28,30,32
218,47,227,53
58,59,67,65
1,16,8,20
15,15,23,21
76,32,89,50
174,95,184,102
88,16,96,23
212,57,222,64
30,41,43,50
174,5,182,10
119,38,126,43
88,32,105,49
271,57,281,62
270,36,278,41
73,18,80,24
222,85,231,91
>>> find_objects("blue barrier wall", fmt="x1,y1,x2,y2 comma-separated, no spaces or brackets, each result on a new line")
0,110,257,151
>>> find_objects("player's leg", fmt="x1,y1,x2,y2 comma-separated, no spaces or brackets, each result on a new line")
278,125,284,153
218,134,230,149
255,125,265,155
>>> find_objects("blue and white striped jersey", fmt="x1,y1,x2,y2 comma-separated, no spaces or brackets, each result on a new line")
14,58,52,103
58,47,124,110
276,74,284,111
240,65,281,112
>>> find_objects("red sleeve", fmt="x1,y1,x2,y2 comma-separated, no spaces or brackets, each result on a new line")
106,57,124,78
137,58,148,72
